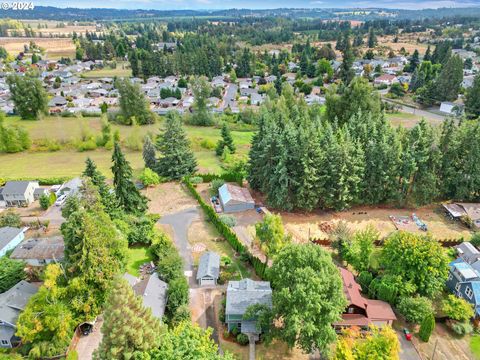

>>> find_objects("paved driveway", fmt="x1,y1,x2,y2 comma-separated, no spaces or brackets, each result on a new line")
158,207,200,284
76,318,103,360
397,331,422,360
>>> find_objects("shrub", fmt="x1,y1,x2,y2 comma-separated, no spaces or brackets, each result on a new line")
190,176,203,185
398,297,433,324
442,294,475,322
231,325,239,337
236,333,249,346
139,168,161,187
451,321,473,336
0,257,26,292
219,214,236,227
210,179,225,195
419,313,435,342
470,234,480,248
39,194,50,210
200,139,216,150
77,139,97,152
357,271,373,292
221,255,232,266
0,210,21,227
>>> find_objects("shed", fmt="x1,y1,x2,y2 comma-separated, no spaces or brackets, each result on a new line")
196,251,220,286
218,184,255,213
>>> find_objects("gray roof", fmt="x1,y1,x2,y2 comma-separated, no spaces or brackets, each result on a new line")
33,188,49,196
226,279,272,316
3,181,36,195
0,227,24,252
197,251,220,280
0,281,38,326
457,242,480,264
10,236,64,261
125,273,168,320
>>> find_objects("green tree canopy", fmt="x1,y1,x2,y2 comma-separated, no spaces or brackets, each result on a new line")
7,74,48,120
255,213,291,264
116,78,154,125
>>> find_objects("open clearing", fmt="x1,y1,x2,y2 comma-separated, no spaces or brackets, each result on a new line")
0,116,253,179
143,182,198,216
280,205,473,242
126,246,153,277
385,112,424,129
0,37,76,58
83,62,132,78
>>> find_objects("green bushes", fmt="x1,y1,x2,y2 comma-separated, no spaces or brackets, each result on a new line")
236,333,249,346
0,210,21,227
139,168,161,187
184,177,267,279
442,294,475,322
219,214,236,227
39,192,57,210
0,257,26,293
210,179,225,195
397,297,433,324
419,313,435,342
450,321,473,336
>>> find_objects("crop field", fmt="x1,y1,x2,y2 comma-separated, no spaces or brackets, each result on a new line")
0,116,253,179
83,61,132,78
0,37,76,58
19,20,98,36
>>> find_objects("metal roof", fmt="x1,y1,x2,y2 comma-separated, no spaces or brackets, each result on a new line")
126,273,168,320
196,251,220,280
219,184,254,205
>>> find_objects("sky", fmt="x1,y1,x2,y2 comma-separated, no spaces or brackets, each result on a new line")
33,0,480,10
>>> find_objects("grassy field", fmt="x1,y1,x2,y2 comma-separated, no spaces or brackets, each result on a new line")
0,116,253,179
0,37,76,58
126,246,153,277
472,335,480,360
83,62,132,78
385,111,423,128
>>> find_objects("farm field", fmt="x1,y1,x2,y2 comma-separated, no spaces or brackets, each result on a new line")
0,37,76,59
279,204,473,242
0,116,254,178
19,20,98,36
83,62,132,78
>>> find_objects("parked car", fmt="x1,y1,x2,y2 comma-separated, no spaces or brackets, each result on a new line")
403,328,412,341
55,194,67,206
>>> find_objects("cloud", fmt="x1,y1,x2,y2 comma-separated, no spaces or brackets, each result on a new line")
310,0,324,4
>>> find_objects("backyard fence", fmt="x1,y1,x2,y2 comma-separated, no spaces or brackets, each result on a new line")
184,176,268,279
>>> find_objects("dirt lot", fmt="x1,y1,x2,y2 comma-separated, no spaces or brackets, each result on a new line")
280,205,473,243
143,182,198,216
19,20,97,37
0,37,75,58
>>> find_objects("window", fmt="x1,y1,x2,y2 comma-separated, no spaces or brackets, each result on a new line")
466,287,474,299
1,340,8,345
455,283,461,292
348,307,354,314
448,273,453,281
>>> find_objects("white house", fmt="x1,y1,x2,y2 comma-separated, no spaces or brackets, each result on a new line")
1,181,39,207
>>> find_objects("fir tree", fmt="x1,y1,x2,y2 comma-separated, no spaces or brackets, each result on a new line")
339,33,355,85
156,112,197,179
431,55,464,102
367,27,377,48
419,313,435,342
143,136,157,170
215,123,236,156
112,142,148,214
465,73,480,119
94,278,164,359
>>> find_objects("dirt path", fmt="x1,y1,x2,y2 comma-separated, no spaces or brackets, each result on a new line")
75,318,103,360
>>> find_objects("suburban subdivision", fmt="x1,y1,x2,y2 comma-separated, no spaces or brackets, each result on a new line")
0,3,480,360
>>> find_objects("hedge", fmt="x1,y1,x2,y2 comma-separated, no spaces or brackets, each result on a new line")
184,177,267,279
196,172,243,185
0,177,70,186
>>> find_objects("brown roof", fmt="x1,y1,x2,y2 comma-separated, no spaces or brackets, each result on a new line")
10,236,64,261
224,184,254,204
334,314,370,327
339,268,396,323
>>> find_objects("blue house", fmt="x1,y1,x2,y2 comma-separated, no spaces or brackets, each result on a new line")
0,227,26,258
446,258,480,317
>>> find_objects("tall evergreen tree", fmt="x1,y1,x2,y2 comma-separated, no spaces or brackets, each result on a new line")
94,279,164,359
465,73,480,119
112,142,148,214
143,136,157,170
215,123,236,156
367,27,377,48
432,55,463,102
116,78,154,125
156,112,197,179
339,33,355,85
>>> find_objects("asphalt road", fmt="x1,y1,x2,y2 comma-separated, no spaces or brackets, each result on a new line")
221,83,238,110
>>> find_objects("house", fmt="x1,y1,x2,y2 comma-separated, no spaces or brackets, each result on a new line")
443,203,480,229
197,251,220,286
250,93,264,106
2,181,39,207
57,178,82,198
48,96,67,108
440,101,463,115
374,74,399,86
334,268,396,329
304,94,326,106
225,279,272,334
10,236,64,266
0,281,38,348
446,258,480,317
33,187,50,201
218,184,255,213
123,273,168,320
0,227,26,257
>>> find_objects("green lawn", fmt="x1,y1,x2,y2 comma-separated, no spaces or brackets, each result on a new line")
471,335,480,359
126,246,153,277
0,116,254,179
82,62,132,78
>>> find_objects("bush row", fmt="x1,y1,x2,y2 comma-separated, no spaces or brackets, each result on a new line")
184,177,267,279
0,177,70,186
196,172,243,185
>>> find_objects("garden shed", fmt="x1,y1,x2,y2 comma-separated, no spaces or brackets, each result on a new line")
218,184,255,213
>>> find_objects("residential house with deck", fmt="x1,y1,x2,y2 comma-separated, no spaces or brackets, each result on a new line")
0,227,26,258
225,279,272,334
446,256,480,318
334,268,396,329
123,273,168,320
10,236,64,266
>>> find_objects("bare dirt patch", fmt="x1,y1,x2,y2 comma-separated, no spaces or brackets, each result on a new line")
0,37,75,57
143,182,197,216
280,205,472,243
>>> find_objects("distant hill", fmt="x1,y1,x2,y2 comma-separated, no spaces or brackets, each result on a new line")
0,6,479,21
